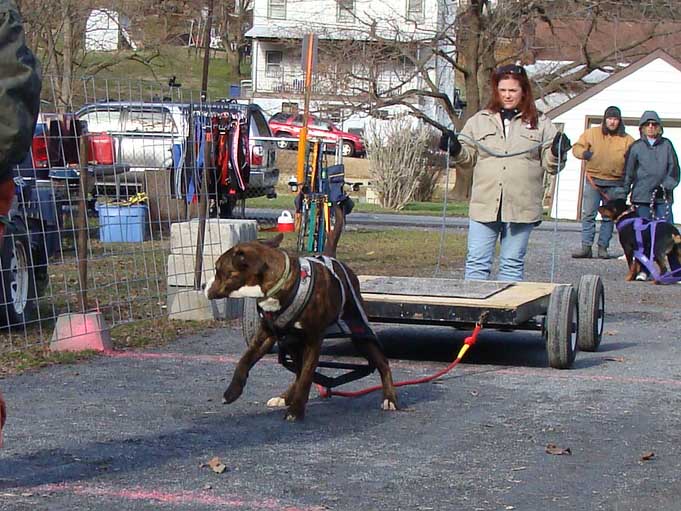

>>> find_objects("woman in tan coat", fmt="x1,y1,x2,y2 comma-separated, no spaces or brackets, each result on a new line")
441,64,568,281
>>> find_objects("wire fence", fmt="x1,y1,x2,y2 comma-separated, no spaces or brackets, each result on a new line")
0,77,280,354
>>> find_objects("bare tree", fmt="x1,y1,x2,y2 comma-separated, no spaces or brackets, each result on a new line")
215,0,253,76
19,0,165,109
315,0,681,129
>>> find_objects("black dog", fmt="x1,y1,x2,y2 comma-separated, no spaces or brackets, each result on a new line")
598,198,681,283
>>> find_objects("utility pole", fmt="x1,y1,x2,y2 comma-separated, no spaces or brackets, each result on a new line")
200,0,215,102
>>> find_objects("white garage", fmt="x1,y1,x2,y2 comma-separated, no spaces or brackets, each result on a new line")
547,49,681,222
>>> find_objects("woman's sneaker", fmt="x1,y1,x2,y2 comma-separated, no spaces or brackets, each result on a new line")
635,272,647,281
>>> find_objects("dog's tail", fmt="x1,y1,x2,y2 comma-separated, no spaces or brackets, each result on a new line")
323,204,346,257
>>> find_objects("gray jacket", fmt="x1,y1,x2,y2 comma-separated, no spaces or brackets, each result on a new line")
623,136,680,204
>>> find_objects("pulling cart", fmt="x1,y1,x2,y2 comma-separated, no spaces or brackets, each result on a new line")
357,274,604,369
241,273,604,370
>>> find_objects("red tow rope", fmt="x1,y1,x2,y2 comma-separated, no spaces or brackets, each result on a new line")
316,322,484,399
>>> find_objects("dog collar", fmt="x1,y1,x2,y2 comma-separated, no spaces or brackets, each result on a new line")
266,251,291,298
614,207,637,225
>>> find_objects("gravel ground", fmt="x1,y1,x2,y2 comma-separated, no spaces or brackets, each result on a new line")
1,222,681,510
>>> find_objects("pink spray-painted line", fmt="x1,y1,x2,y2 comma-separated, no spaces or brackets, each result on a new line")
105,351,681,388
36,483,325,511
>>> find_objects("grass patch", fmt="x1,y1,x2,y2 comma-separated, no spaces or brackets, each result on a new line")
248,192,470,217
0,227,467,374
65,47,243,107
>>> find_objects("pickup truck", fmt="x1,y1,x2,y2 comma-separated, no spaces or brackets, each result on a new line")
2,116,84,327
75,100,280,216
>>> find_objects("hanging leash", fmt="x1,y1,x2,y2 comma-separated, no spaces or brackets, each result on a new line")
316,312,487,399
649,187,671,221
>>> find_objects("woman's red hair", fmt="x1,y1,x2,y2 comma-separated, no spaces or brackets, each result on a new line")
485,65,539,129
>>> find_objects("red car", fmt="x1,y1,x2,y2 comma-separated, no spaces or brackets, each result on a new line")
268,112,365,157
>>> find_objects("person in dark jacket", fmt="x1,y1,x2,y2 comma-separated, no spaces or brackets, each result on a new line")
623,111,679,224
0,0,41,238
0,0,41,448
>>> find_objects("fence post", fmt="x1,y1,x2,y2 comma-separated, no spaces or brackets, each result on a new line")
193,129,210,290
77,136,89,311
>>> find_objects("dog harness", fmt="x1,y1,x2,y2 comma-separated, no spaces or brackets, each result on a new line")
617,216,681,284
258,255,375,339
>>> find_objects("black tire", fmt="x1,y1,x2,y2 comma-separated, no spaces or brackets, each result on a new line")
577,274,605,352
276,133,291,150
242,297,260,347
545,285,578,369
27,220,50,297
0,220,37,327
341,140,354,157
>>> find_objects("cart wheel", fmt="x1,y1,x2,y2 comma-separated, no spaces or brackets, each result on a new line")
242,298,260,347
577,274,605,352
545,285,578,369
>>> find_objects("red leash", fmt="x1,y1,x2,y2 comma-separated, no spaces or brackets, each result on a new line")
316,322,484,399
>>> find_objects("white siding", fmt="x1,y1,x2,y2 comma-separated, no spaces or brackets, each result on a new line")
550,58,681,221
251,0,440,39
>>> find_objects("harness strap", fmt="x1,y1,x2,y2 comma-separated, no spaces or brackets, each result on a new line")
270,257,315,330
618,216,681,283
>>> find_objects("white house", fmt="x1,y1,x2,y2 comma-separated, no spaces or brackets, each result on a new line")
547,49,681,222
244,0,453,131
85,9,136,52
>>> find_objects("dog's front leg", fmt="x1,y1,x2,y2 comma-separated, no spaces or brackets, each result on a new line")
284,338,322,421
223,328,276,404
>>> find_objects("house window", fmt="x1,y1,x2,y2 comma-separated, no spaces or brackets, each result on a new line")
337,0,354,22
268,0,286,19
406,0,423,20
281,102,299,114
265,51,283,77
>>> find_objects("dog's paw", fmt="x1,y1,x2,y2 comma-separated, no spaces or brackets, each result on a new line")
284,412,303,422
222,384,243,404
381,399,397,411
267,396,287,408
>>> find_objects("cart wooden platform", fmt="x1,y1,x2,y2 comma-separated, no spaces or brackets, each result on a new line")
240,273,605,370
356,274,605,369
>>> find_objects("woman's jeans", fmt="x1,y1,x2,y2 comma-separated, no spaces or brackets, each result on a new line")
465,220,535,282
634,202,674,223
580,182,626,248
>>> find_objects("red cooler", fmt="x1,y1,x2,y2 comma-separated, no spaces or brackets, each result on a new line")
87,132,115,165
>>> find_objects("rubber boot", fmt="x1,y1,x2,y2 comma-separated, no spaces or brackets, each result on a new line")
597,245,609,259
571,245,592,259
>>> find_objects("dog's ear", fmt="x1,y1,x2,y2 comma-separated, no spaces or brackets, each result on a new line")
262,233,284,248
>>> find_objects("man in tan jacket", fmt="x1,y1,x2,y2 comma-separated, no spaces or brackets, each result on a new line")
572,106,634,258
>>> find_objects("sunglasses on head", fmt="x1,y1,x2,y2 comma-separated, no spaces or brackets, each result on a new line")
495,64,527,77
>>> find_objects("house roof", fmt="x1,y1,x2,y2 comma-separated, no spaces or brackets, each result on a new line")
530,19,681,62
547,49,681,118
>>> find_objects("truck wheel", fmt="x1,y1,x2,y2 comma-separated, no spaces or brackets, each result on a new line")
577,274,605,352
242,297,260,347
341,141,354,157
0,220,37,327
545,285,578,369
276,133,291,150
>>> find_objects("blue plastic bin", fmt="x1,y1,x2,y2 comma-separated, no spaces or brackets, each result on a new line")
229,84,241,98
96,203,147,243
